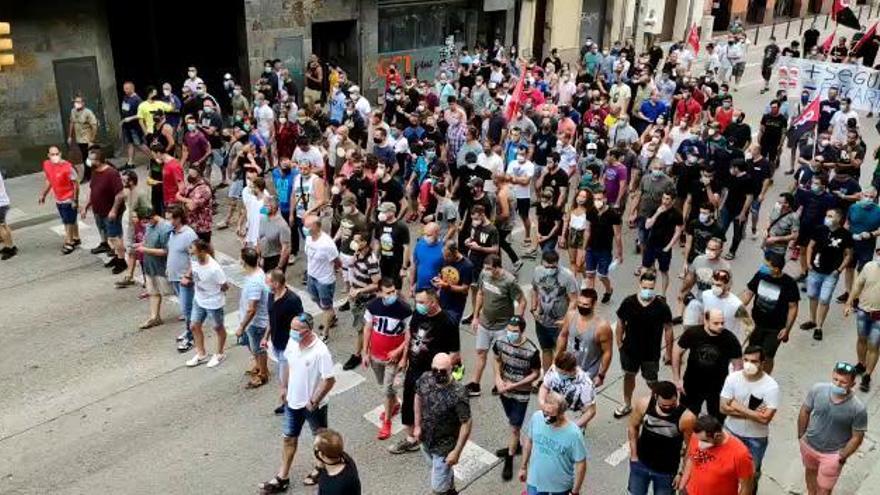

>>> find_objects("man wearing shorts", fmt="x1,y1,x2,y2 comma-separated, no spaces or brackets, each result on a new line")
642,192,683,297
741,252,800,374
119,81,149,170
259,312,336,494
234,247,270,388
798,362,867,495
81,148,127,274
466,254,525,397
39,146,81,254
266,269,303,414
304,215,340,339
363,278,413,439
504,145,535,246
801,209,852,341
531,250,579,378
185,239,229,368
136,206,173,330
614,270,673,418
341,232,381,371
585,189,622,302
845,251,880,392
0,168,18,260
492,316,540,480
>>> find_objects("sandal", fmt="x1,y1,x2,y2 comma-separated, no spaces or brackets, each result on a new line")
258,476,290,493
62,243,75,255
138,318,163,330
216,222,229,230
613,405,633,418
246,376,268,389
302,469,320,486
723,252,736,260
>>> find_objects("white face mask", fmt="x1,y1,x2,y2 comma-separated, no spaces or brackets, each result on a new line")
698,440,715,451
594,199,605,210
375,169,386,179
331,186,341,195
349,240,361,251
742,361,760,376
744,152,753,161
49,155,62,164
378,212,388,222
712,286,724,297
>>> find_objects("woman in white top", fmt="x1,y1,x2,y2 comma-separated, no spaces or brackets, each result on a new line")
185,239,230,368
560,189,590,286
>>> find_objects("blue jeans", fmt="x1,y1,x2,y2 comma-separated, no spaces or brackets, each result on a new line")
806,270,840,306
730,431,768,480
423,447,455,493
857,309,880,347
628,459,674,495
526,486,569,495
171,281,194,341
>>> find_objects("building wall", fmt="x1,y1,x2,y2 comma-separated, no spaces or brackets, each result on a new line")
0,0,119,176
547,0,583,62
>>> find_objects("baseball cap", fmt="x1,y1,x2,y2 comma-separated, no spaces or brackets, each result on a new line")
378,202,397,214
467,177,484,189
342,195,356,207
586,143,598,151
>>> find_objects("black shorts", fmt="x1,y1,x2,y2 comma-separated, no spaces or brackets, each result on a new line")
401,369,421,427
796,228,814,247
516,198,531,219
748,327,784,358
619,349,659,381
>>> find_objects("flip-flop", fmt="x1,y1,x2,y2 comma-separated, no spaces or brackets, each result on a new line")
613,405,632,418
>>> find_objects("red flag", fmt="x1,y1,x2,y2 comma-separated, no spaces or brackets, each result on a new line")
505,65,527,122
833,0,862,30
853,21,878,55
787,96,821,144
821,31,836,54
687,24,700,54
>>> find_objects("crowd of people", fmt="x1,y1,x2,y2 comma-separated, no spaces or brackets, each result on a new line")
6,23,880,495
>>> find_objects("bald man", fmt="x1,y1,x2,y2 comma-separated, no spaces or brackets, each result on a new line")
414,352,472,495
520,390,587,494
672,309,743,421
411,222,445,293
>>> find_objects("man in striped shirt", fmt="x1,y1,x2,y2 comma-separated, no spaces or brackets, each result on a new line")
342,232,382,371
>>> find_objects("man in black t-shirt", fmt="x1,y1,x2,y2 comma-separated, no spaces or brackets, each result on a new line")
536,152,569,208
266,269,304,414
721,159,753,259
373,202,410,289
535,189,563,254
643,192,683,297
745,144,773,237
723,112,752,151
585,190,622,301
759,100,787,167
802,209,852,341
819,88,841,133
346,158,376,216
741,252,800,373
672,309,743,421
803,27,820,54
684,204,726,264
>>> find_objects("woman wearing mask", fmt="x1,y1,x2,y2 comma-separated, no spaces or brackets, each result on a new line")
275,113,300,163
560,189,592,285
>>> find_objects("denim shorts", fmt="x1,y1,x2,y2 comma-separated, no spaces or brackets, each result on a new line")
534,322,560,351
246,325,267,355
422,447,455,493
628,459,675,495
731,431,769,475
857,309,880,347
307,275,335,310
282,404,328,438
585,249,612,277
191,302,225,327
526,485,569,495
500,395,529,427
56,202,78,225
122,126,144,145
94,215,122,238
806,270,839,305
227,179,244,199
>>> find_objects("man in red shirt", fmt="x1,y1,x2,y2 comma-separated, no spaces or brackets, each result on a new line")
676,87,703,126
39,145,81,254
151,147,184,210
81,147,127,273
681,414,754,495
714,96,735,133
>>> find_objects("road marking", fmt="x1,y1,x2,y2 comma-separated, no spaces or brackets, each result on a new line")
604,441,631,467
363,404,406,436
327,363,366,397
453,441,502,489
6,207,27,222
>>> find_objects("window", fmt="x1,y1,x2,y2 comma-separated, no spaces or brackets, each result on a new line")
378,2,473,53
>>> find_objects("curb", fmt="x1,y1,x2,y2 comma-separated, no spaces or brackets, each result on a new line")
9,213,62,231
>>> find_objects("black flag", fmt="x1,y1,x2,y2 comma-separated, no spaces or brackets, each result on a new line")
833,0,862,31
787,97,820,144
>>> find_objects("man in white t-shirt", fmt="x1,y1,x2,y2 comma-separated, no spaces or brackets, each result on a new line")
239,174,269,248
701,269,754,343
0,169,18,260
505,147,535,245
185,239,229,368
292,137,325,170
304,215,340,339
829,98,859,144
720,345,779,488
477,145,504,194
259,312,336,493
349,85,372,123
254,96,275,141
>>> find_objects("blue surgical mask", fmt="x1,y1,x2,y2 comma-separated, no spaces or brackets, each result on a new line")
831,384,849,396
260,206,270,216
416,302,430,315
290,331,304,343
758,264,771,275
824,217,834,228
383,295,398,306
801,94,809,105
583,171,593,181
506,331,520,343
302,226,311,237
811,185,822,194
651,169,664,177
639,288,655,300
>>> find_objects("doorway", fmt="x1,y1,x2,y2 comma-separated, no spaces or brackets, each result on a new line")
312,20,359,84
713,0,732,31
747,0,768,24
533,0,548,60
660,0,677,41
54,57,107,151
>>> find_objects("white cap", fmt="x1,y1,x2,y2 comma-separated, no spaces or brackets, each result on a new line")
586,143,597,150
349,85,360,94
223,72,232,79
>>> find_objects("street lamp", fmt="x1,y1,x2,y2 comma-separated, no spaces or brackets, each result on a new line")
0,22,14,70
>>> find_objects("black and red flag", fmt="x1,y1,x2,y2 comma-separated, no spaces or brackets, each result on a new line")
833,0,862,31
852,21,878,56
787,97,821,144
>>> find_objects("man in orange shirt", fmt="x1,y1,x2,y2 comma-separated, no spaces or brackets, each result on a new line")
681,414,754,495
715,96,735,133
675,86,703,126
39,145,81,254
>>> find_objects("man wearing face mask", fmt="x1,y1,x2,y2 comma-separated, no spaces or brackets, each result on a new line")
630,160,676,254
844,245,880,392
723,110,752,151
818,87,841,134
762,193,799,256
181,115,211,176
556,287,613,386
531,120,557,169
794,175,838,279
520,390,587,495
413,352,471,495
719,346,779,493
672,309,743,421
492,315,541,480
67,95,99,182
679,236,730,324
801,209,852,341
372,202,410,290
797,362,867,495
40,145,81,253
411,222,445,294
239,174,270,248
257,196,292,273
740,253,799,374
176,166,214,243
720,160,754,260
680,414,755,494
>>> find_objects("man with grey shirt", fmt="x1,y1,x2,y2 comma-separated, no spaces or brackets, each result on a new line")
165,205,199,352
762,192,799,256
530,250,578,376
798,362,867,495
258,196,292,273
630,160,676,253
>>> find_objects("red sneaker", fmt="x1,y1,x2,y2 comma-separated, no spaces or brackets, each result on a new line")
377,421,392,440
379,402,401,422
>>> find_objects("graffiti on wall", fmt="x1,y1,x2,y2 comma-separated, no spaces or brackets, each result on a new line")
371,47,444,90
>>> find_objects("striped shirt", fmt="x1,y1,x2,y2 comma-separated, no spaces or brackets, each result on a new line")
350,251,381,294
493,338,541,402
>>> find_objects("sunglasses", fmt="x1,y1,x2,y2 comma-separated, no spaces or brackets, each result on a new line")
835,361,856,374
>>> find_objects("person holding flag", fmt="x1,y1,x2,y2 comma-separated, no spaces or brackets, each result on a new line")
787,96,821,158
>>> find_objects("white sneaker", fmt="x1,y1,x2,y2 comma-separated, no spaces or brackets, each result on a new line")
186,354,209,367
206,353,226,368
176,331,188,342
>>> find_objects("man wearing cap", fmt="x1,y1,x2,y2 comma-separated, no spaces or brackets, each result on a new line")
373,201,411,290
260,312,336,493
349,85,372,123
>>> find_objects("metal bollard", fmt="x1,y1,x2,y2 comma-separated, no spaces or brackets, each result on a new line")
755,25,760,45
771,22,777,39
825,14,829,29
786,19,791,39
799,17,804,35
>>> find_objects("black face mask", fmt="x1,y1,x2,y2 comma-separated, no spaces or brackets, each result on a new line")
313,448,343,466
432,369,450,384
373,138,383,144
577,305,593,316
658,403,678,414
543,412,558,424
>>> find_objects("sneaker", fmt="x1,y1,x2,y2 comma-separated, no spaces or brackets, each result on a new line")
855,363,867,375
177,339,194,353
461,314,473,325
206,353,226,368
513,260,524,273
377,421,392,440
338,301,351,312
601,291,613,304
464,382,481,397
342,353,361,371
613,405,633,418
176,331,188,342
273,404,286,415
111,258,128,275
104,256,119,268
115,278,136,288
860,374,871,392
0,246,18,260
379,402,402,422
501,453,514,481
388,437,420,454
672,316,683,325
800,321,817,330
836,292,850,304
491,385,499,396
813,328,823,341
495,444,522,457
90,242,111,255
186,354,209,367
